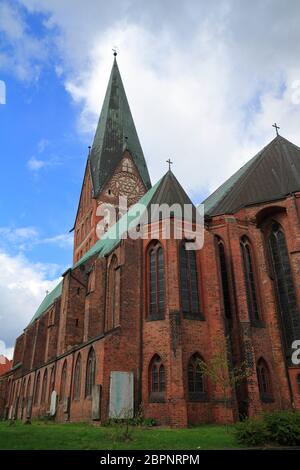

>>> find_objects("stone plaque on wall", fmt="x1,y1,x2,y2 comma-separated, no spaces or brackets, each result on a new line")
91,384,101,420
49,391,57,417
26,396,32,420
63,396,70,414
109,371,134,419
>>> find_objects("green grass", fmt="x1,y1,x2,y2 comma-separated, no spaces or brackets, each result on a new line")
0,421,242,450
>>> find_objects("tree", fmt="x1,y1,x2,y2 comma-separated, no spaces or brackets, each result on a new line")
197,337,251,428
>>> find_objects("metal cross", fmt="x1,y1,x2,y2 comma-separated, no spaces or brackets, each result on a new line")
166,158,173,171
272,123,280,136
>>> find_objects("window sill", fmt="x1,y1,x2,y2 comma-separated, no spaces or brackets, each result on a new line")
183,312,205,321
250,320,266,328
147,314,165,321
149,392,165,403
188,392,209,402
260,394,274,403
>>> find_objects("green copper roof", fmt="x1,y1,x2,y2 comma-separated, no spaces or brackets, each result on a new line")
28,281,63,326
75,170,199,267
27,170,195,327
203,135,300,216
89,57,151,196
74,176,162,268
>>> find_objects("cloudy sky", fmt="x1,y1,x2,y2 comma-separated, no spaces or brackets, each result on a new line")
1,0,300,358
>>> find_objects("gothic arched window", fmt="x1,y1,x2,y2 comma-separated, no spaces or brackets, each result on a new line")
216,237,232,320
41,369,48,404
60,361,67,402
106,256,119,330
188,353,207,401
256,358,273,402
73,354,82,400
149,355,165,402
179,242,200,316
85,348,96,398
268,223,300,356
148,242,165,319
240,236,260,323
34,372,40,405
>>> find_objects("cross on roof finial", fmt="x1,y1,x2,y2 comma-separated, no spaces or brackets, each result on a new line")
272,122,280,136
166,158,173,171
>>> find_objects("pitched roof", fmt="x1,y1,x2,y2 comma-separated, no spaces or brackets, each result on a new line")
89,57,151,196
203,135,300,216
27,170,198,327
28,281,63,325
74,176,163,268
147,170,198,222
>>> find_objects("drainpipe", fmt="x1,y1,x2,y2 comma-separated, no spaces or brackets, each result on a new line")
138,238,144,411
68,351,75,421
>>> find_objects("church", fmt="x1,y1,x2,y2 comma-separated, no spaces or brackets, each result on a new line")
1,54,300,427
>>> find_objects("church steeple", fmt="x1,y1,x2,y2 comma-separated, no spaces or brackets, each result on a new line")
89,55,151,197
73,55,152,264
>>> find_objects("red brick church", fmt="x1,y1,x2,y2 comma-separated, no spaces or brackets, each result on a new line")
1,55,300,427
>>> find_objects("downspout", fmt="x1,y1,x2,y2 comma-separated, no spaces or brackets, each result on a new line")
138,238,144,410
68,351,75,421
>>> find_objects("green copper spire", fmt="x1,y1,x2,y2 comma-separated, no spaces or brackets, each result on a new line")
89,56,151,196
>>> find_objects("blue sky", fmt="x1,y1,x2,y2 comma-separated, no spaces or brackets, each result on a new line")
1,19,88,272
1,0,300,357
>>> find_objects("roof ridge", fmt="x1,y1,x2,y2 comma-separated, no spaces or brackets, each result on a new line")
204,135,300,216
219,137,279,211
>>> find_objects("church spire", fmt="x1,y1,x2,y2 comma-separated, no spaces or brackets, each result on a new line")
89,55,151,197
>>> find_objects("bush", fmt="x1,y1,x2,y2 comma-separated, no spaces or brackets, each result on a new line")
235,411,300,447
235,418,270,446
142,418,157,427
263,411,300,446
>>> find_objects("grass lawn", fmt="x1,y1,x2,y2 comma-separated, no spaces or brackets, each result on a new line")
0,421,242,450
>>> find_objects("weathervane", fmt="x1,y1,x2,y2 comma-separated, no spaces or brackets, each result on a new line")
272,122,280,136
112,46,118,57
166,158,173,171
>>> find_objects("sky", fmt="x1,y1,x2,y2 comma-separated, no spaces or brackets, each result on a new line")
1,0,300,359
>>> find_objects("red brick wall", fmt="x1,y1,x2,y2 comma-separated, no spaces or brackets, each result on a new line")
4,194,300,426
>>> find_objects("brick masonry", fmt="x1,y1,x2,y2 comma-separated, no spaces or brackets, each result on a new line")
1,168,300,427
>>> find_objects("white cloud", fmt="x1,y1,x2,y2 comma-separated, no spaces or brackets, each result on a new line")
0,250,61,354
0,2,24,40
0,1,47,81
27,156,49,171
14,0,300,199
37,138,49,153
0,341,14,361
0,225,73,253
40,233,73,248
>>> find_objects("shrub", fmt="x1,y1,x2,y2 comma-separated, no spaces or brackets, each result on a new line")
142,418,157,427
263,411,300,446
235,411,300,447
235,418,270,446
